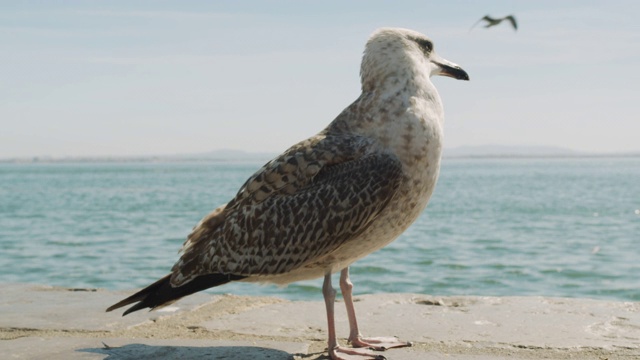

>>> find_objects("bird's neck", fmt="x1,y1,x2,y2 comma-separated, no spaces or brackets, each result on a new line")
363,70,444,129
327,70,444,159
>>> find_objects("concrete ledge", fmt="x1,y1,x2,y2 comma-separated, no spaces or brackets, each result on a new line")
1,283,639,359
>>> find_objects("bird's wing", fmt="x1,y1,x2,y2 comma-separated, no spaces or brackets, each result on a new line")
469,15,491,32
169,134,403,286
505,15,518,30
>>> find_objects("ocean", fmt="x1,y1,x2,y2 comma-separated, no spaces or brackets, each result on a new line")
1,157,639,302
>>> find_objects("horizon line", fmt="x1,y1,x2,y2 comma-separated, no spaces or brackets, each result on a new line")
2,145,640,164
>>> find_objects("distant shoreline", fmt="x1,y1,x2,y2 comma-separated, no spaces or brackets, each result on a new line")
1,152,639,164
0,156,275,164
443,153,640,159
2,145,640,164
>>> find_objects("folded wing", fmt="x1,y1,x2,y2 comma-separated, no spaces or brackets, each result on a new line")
170,134,403,286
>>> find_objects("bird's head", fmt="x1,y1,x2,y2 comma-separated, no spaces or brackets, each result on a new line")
361,28,469,92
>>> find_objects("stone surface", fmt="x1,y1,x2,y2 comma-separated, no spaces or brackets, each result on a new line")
0,283,215,331
201,293,640,349
1,284,639,359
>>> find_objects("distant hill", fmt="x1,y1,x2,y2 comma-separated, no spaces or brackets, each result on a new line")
168,149,277,162
0,149,277,164
443,145,581,158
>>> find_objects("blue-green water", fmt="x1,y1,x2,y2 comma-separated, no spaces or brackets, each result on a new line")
1,157,639,301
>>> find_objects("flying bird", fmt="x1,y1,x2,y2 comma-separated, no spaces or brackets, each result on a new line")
471,15,518,31
106,27,469,360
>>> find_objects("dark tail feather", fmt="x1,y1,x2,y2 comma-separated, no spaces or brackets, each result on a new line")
106,273,246,316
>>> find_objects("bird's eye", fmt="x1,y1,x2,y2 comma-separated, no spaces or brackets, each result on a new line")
412,37,433,53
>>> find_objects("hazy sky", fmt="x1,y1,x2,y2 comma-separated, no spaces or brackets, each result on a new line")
2,0,639,158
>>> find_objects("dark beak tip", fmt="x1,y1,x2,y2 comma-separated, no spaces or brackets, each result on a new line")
455,67,470,81
439,63,469,81
452,70,470,81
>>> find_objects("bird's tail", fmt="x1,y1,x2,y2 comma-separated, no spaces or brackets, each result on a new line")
106,273,246,316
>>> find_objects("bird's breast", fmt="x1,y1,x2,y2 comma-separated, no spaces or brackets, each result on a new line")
325,101,443,269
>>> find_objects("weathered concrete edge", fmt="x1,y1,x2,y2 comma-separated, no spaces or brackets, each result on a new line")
1,284,639,360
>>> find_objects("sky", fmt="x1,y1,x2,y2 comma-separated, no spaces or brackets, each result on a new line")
1,0,639,158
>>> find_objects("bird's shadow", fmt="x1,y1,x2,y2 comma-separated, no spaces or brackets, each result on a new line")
78,343,316,360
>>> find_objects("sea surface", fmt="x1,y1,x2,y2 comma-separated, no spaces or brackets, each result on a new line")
1,157,639,302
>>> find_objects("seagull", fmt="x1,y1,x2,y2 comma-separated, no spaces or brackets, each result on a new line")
470,15,518,31
106,27,469,360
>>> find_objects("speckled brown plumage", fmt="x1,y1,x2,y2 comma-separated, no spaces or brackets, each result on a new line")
172,133,404,285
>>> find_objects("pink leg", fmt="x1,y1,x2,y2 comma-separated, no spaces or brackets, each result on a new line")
340,268,412,351
322,273,385,360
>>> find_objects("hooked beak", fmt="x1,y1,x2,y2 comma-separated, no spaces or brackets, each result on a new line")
431,55,470,81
